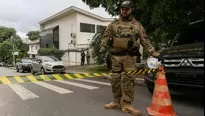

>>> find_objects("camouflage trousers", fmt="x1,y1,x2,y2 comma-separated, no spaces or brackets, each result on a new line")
110,55,137,103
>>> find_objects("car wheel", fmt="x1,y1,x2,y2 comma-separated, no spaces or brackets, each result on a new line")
16,67,19,72
31,68,35,74
61,72,65,74
21,69,25,73
41,68,46,75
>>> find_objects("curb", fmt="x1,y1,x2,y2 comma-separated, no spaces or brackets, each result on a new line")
66,71,88,74
0,73,110,85
0,73,147,87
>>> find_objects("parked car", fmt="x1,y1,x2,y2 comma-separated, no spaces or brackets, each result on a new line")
16,58,33,73
31,56,66,74
0,62,3,67
145,19,204,95
3,61,13,67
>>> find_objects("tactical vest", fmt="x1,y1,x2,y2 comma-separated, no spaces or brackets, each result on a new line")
111,19,140,53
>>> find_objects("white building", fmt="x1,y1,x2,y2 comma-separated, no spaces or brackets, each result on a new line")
39,6,144,66
27,39,40,58
39,6,114,66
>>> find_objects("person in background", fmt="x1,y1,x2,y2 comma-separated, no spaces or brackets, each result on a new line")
81,51,85,66
86,51,90,65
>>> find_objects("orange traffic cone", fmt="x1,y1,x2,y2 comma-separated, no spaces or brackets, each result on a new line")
147,65,177,116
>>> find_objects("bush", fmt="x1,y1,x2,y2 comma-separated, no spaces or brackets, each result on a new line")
38,47,64,60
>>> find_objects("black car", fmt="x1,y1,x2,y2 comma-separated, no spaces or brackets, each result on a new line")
16,58,33,73
145,19,204,95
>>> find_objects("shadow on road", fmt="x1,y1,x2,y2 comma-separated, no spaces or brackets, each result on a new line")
171,92,204,108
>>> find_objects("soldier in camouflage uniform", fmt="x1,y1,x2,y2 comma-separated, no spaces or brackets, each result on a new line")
100,0,160,116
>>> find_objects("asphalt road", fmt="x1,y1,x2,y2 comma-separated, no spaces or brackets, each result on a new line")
0,67,30,76
0,67,204,116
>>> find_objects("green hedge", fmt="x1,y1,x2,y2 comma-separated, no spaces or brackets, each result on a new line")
38,47,64,60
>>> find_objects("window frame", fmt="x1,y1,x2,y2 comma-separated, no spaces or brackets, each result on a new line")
80,23,95,33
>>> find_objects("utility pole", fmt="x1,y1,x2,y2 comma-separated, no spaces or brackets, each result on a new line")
11,36,15,67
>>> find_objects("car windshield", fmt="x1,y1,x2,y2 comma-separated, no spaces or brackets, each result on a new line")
22,59,32,63
41,56,59,62
172,24,204,46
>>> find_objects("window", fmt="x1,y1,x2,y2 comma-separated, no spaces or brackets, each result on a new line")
53,27,59,49
31,46,34,52
97,25,107,33
34,57,40,62
80,23,95,33
22,59,32,63
41,56,59,62
35,46,38,50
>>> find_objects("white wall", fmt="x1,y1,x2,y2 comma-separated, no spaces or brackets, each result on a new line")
41,13,79,66
42,13,77,50
72,13,112,65
29,44,40,54
76,13,111,45
28,43,40,58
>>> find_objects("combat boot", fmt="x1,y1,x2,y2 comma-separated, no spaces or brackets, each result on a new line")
122,102,141,116
104,102,121,109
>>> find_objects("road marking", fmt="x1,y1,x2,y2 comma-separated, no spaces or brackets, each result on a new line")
93,73,101,76
0,76,11,84
101,73,109,76
39,75,51,81
8,84,39,100
27,75,38,82
53,74,63,80
0,68,156,85
75,79,111,86
84,73,94,77
13,76,24,83
55,80,99,90
34,82,73,94
74,74,84,78
64,74,73,79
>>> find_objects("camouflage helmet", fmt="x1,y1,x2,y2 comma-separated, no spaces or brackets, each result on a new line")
120,0,134,8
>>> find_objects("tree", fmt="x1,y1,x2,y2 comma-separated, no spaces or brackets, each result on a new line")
0,35,28,62
0,26,29,62
0,41,13,62
82,0,204,29
0,26,16,43
90,26,106,64
82,0,204,58
27,31,40,41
